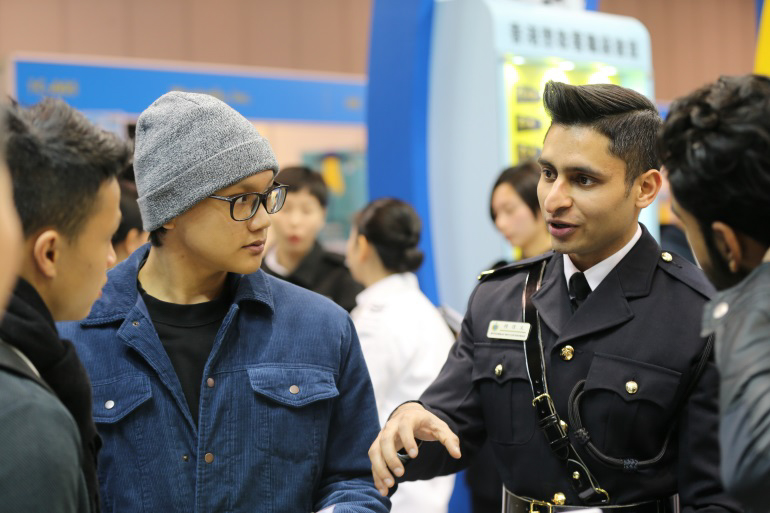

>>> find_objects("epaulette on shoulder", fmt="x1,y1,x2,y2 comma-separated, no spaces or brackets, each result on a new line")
477,251,554,282
657,250,716,299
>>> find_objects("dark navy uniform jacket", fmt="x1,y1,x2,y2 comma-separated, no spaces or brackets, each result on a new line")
402,226,741,513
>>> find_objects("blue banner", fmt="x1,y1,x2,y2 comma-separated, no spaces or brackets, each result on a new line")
11,58,366,123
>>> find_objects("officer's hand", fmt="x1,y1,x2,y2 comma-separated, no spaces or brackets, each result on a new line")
368,402,461,496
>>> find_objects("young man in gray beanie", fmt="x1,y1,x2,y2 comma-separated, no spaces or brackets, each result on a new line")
59,92,389,513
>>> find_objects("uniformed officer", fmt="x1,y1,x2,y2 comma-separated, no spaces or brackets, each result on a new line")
368,81,741,513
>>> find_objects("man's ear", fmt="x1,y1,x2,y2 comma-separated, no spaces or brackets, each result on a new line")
711,222,743,273
634,169,663,208
31,230,62,279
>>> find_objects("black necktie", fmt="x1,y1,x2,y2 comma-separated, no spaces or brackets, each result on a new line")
569,272,591,313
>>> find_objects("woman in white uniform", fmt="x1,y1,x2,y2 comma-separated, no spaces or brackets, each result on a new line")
346,198,455,513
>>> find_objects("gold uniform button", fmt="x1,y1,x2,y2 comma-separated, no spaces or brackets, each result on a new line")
494,364,503,377
560,345,575,361
572,471,581,480
661,252,673,262
559,420,568,432
552,493,566,505
289,385,300,395
625,381,639,394
204,452,214,464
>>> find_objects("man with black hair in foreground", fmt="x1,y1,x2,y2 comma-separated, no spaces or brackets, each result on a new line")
660,74,770,513
369,81,740,513
0,99,131,512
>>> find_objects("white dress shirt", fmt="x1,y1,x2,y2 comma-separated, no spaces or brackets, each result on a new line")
351,272,455,513
563,224,643,293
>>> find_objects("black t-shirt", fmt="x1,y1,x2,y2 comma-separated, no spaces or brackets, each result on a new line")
139,279,233,425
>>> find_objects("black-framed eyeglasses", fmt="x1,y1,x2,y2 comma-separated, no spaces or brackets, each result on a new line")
208,183,288,221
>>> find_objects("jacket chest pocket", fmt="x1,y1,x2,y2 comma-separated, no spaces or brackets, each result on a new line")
92,374,152,425
91,375,153,511
471,344,535,445
247,365,339,462
578,353,682,458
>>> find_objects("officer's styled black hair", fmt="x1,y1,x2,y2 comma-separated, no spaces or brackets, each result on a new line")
355,198,423,273
660,74,770,249
275,166,328,208
489,160,541,222
543,81,662,186
3,98,130,239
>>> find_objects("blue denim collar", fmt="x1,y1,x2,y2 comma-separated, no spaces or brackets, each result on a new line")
81,244,274,326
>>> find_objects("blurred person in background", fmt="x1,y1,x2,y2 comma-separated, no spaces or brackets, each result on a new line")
660,74,770,513
346,197,455,513
466,161,552,513
112,170,149,266
0,98,131,513
488,161,552,268
262,165,362,312
59,92,388,513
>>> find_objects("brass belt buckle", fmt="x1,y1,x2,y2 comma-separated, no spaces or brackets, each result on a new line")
529,499,553,513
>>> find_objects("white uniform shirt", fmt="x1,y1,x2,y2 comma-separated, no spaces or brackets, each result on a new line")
351,272,455,513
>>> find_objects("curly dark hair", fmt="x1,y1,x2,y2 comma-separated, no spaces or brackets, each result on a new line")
544,81,662,186
659,74,770,247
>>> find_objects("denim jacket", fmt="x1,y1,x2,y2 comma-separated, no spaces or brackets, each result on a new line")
58,247,389,513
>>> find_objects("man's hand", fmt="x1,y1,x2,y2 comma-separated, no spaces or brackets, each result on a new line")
368,402,462,496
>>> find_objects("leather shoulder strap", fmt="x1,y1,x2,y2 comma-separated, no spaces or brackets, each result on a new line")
522,262,609,506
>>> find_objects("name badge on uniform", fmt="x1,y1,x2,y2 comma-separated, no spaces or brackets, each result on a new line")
487,320,531,341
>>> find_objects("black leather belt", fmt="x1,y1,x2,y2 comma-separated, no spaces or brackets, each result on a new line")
503,488,677,513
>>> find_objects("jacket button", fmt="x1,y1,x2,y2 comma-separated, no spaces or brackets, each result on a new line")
132,321,140,327
559,420,568,432
207,377,215,388
182,454,189,462
494,364,503,377
560,345,574,361
104,400,115,410
661,252,673,262
552,493,566,505
572,471,581,480
625,381,639,394
204,452,214,464
289,385,300,394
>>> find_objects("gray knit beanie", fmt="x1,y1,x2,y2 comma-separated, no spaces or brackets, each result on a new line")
134,91,278,231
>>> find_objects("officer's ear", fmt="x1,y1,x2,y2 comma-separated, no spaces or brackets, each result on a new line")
711,222,742,273
634,169,662,209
